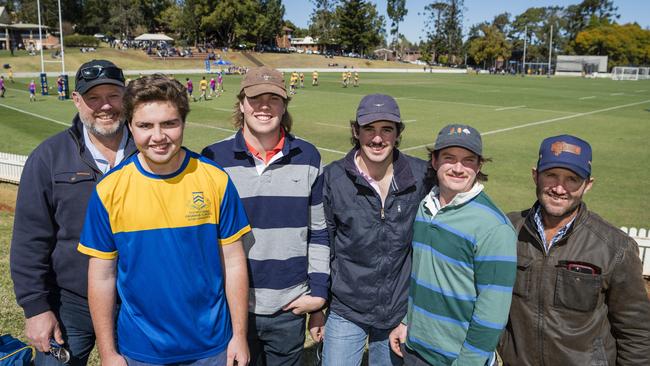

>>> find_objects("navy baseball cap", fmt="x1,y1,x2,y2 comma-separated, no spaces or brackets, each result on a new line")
537,135,592,179
75,60,125,94
356,94,401,126
433,124,482,156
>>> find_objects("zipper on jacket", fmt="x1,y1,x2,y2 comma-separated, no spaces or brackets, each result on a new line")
380,207,385,220
537,244,551,366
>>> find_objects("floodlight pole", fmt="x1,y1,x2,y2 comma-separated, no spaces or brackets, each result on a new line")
548,25,553,77
36,0,44,74
57,0,65,76
522,25,527,76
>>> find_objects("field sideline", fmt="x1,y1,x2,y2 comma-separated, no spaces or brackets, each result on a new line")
2,72,649,227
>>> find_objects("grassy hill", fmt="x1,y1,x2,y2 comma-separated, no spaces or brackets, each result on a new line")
0,47,422,74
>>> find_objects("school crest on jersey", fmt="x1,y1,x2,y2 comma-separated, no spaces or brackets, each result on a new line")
186,191,212,221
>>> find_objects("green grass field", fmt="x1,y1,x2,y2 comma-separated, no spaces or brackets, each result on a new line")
2,72,649,226
1,71,649,365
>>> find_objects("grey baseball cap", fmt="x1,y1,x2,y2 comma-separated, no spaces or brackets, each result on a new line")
433,124,482,156
356,94,402,126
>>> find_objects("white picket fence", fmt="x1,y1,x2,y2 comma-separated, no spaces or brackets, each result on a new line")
0,152,27,184
620,227,650,276
1,151,649,275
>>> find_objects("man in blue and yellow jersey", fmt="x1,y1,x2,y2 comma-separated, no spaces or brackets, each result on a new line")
78,74,251,366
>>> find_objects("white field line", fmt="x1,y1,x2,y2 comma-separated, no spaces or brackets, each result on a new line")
394,96,502,109
610,92,624,96
208,107,234,113
187,122,236,133
579,96,596,100
401,99,650,152
403,119,417,123
636,90,647,93
495,105,526,111
524,107,578,115
0,103,70,126
316,122,349,129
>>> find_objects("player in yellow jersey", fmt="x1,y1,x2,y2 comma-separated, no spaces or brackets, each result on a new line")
353,71,359,87
312,70,319,86
289,73,298,95
342,72,348,88
199,76,209,101
299,72,305,88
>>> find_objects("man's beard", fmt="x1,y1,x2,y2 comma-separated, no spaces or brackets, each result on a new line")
80,115,124,137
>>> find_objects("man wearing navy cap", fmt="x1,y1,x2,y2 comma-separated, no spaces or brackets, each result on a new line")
498,135,650,365
390,124,517,366
316,94,431,365
11,60,136,365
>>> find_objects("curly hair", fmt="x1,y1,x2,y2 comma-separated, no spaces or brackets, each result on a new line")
123,74,189,124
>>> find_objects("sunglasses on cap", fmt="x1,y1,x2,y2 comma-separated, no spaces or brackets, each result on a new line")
79,65,124,82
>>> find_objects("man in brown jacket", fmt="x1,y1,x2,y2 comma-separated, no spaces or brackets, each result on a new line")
498,134,650,366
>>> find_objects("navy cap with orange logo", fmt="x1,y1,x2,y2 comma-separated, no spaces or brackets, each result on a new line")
537,134,592,179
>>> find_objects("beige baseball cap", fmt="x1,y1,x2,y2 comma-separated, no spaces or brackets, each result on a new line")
240,66,287,99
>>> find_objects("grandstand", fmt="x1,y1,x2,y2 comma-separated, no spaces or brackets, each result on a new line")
556,55,608,76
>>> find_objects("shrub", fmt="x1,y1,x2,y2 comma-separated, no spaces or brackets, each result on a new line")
63,35,99,47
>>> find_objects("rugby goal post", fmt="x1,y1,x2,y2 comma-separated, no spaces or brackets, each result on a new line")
639,67,650,80
611,67,639,81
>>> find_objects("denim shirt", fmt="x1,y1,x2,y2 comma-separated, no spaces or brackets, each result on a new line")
533,205,575,254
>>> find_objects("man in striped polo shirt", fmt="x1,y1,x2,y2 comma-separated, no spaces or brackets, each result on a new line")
202,66,330,366
390,124,517,365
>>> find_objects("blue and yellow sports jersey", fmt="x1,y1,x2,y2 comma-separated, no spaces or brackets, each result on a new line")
78,148,250,364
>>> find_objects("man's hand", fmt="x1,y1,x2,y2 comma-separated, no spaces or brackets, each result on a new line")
100,351,128,366
227,335,249,366
308,310,326,343
25,311,63,352
282,295,326,315
389,323,407,357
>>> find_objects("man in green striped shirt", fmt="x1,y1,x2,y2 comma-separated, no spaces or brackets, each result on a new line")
390,124,517,365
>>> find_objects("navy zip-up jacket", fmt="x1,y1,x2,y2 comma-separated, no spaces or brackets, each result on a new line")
323,149,431,329
10,116,136,317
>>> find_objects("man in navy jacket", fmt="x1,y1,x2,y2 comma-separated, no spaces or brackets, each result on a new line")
315,94,431,366
10,60,136,366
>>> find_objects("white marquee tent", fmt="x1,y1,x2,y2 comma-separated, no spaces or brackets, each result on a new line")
134,33,174,42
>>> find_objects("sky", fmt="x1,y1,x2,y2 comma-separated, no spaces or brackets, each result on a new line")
283,0,650,43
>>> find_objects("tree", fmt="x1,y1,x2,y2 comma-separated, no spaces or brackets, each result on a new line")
467,23,511,68
108,0,144,39
335,0,384,55
575,23,650,68
309,0,339,50
510,6,564,63
422,0,464,64
565,0,619,43
386,0,407,50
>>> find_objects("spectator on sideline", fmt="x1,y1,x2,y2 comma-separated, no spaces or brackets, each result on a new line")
498,135,650,365
390,124,517,365
315,94,430,365
10,59,136,365
202,66,329,365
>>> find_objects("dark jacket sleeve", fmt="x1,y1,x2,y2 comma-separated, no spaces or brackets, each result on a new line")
10,150,56,318
322,164,336,263
608,237,650,365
